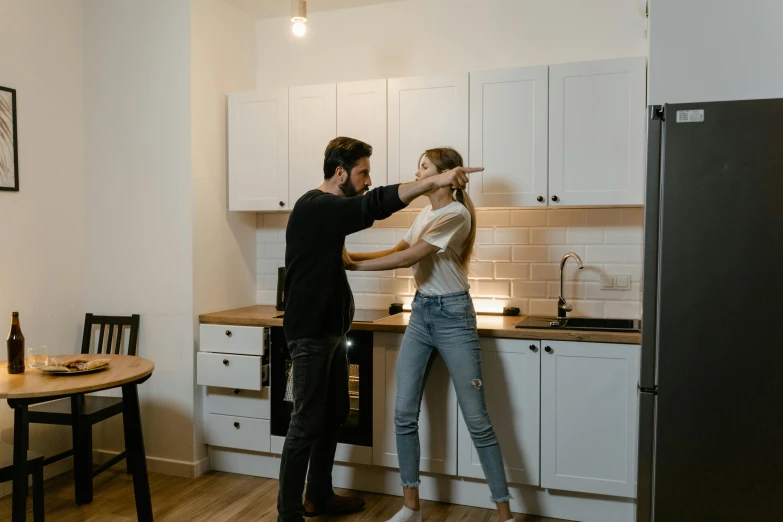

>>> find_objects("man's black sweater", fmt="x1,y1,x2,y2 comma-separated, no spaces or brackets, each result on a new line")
283,185,406,342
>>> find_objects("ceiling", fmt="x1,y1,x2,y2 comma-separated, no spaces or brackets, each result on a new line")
227,0,405,20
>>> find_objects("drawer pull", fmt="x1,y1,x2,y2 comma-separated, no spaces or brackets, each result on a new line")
225,330,232,337
223,359,229,366
233,389,240,395
234,421,240,429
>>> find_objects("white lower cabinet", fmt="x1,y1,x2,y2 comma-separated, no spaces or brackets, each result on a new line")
540,340,640,498
457,338,541,486
372,335,458,475
205,413,271,453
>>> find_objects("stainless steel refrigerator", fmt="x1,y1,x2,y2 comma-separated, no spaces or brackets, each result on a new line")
637,99,783,522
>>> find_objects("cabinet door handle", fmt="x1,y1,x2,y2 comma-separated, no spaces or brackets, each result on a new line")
234,422,240,429
225,330,232,337
551,195,559,202
529,344,538,352
233,389,240,395
545,346,553,354
223,359,230,366
537,196,544,203
279,201,285,208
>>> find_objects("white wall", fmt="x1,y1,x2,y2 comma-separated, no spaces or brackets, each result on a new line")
83,0,197,473
255,0,647,89
0,0,85,484
191,0,257,464
649,0,783,104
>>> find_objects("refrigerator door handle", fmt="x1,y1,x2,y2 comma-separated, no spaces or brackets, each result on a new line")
636,391,657,522
640,105,664,390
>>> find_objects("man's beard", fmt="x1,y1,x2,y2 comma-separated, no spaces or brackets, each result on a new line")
339,179,366,197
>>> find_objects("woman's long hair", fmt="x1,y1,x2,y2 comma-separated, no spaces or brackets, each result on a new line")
419,148,476,268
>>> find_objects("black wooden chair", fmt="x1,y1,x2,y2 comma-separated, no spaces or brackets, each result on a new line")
0,444,45,521
28,313,140,504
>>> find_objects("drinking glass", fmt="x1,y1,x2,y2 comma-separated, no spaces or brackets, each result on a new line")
27,346,49,369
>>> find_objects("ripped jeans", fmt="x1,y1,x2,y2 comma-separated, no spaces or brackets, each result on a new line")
394,291,511,503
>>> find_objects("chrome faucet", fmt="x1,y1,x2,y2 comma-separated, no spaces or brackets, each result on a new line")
558,252,584,319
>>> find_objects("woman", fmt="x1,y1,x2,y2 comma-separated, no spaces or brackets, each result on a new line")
344,148,515,522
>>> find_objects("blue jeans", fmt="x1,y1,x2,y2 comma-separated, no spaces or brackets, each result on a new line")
395,291,511,503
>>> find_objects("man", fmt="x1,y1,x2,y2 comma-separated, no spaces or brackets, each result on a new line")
279,137,480,522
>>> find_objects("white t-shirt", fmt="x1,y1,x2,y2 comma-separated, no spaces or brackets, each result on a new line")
403,201,471,296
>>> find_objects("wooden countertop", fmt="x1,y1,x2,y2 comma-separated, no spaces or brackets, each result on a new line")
199,305,641,345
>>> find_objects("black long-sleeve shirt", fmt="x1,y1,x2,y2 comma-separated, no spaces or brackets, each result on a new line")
283,185,406,341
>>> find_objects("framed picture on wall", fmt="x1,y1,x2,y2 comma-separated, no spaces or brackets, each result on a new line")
0,86,19,192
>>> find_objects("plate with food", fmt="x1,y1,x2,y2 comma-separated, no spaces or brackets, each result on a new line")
40,358,111,375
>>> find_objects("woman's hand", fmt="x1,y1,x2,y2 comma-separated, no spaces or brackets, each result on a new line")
342,247,357,271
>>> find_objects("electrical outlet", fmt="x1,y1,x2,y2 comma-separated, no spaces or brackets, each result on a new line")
601,274,615,289
616,274,631,289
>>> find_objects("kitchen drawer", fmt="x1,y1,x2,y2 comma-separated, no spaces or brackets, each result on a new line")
204,413,270,453
200,324,266,356
196,352,264,390
206,386,270,420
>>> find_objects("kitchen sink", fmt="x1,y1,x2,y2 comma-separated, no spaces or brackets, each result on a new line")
516,316,641,332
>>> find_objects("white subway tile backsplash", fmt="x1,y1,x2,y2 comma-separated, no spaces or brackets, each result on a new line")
531,264,560,281
584,208,624,227
549,245,586,263
476,210,511,227
548,209,584,227
585,246,625,263
606,227,643,245
495,228,530,245
476,280,511,298
375,212,410,228
364,228,395,244
348,277,379,293
469,262,495,279
495,263,530,280
256,208,642,318
364,294,395,310
477,245,511,262
476,228,494,245
511,210,547,227
625,246,644,263
529,299,557,316
512,281,547,298
264,243,286,259
570,300,605,318
604,301,642,319
567,227,605,245
531,228,566,244
512,246,548,263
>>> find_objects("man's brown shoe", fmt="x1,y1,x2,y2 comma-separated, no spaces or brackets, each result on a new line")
303,493,366,517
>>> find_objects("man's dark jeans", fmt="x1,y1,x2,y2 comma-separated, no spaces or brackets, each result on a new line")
277,336,349,522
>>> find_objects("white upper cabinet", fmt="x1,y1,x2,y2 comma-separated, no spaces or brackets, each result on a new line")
388,73,469,208
337,79,388,187
469,66,549,208
288,84,336,206
548,57,647,206
227,90,289,211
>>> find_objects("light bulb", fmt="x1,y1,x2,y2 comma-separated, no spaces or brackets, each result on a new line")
292,21,307,37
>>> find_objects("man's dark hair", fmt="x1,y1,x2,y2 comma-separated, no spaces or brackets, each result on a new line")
323,137,373,179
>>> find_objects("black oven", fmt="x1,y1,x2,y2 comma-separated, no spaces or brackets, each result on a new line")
270,327,374,447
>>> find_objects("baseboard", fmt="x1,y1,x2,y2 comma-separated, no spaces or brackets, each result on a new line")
93,449,206,478
208,447,636,522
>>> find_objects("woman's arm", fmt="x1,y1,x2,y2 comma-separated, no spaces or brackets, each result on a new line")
347,240,409,261
347,240,440,272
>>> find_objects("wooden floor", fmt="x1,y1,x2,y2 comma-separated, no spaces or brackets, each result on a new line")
0,469,571,521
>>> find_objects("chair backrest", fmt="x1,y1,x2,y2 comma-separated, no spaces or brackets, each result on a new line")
81,314,140,356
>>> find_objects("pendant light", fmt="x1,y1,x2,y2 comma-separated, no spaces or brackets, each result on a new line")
291,0,307,37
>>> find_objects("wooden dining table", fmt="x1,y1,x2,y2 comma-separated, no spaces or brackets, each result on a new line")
0,354,155,522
